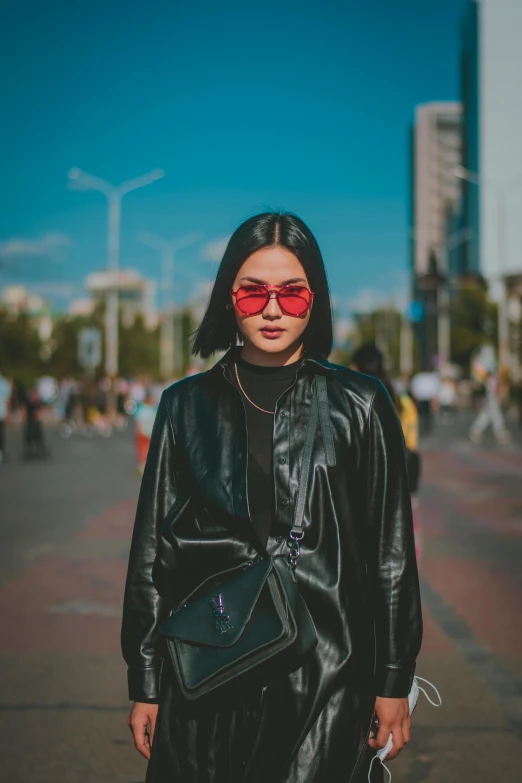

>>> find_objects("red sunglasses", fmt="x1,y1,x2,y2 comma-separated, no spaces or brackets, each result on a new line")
231,284,314,317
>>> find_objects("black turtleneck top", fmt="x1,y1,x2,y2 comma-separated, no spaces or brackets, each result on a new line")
234,356,302,547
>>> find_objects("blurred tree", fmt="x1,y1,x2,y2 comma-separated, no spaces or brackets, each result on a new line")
0,310,43,386
180,308,193,373
450,284,497,370
45,307,104,378
1,305,194,383
118,314,160,378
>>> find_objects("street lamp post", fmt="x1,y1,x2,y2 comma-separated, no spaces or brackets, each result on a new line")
68,168,165,383
454,166,522,372
138,232,200,379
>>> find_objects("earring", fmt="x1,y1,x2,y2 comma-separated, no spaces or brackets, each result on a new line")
225,304,232,310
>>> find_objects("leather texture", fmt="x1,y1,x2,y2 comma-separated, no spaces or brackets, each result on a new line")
121,347,422,783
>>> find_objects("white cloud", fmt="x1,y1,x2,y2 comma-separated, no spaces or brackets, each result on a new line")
346,287,390,313
0,232,70,260
26,282,83,298
200,235,230,263
344,272,409,315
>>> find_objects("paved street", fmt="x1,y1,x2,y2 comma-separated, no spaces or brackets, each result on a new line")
0,416,521,783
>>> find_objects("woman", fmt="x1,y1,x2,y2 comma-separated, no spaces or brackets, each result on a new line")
122,212,422,783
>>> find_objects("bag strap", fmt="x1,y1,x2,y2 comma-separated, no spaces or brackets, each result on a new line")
316,373,336,467
287,373,335,568
290,378,320,539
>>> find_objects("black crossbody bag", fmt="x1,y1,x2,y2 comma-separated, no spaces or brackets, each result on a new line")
159,375,333,701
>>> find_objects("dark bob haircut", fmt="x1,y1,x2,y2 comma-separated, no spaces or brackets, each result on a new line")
192,211,333,359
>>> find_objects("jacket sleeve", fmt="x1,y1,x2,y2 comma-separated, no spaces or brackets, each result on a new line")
121,393,178,702
364,381,423,698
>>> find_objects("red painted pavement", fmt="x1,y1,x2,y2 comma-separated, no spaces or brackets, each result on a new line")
0,499,135,655
421,558,522,656
0,556,126,654
79,499,136,540
419,607,453,654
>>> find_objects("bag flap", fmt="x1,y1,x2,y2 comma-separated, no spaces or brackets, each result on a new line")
159,557,276,648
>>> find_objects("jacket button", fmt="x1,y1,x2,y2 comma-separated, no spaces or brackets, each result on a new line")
281,499,289,506
279,456,287,464
280,411,287,418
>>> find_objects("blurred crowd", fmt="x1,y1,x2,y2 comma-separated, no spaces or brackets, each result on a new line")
0,371,170,467
350,342,520,448
0,346,519,476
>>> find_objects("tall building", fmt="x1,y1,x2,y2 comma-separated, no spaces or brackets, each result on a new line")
412,103,463,277
459,0,480,276
458,0,522,371
411,103,462,368
479,0,522,282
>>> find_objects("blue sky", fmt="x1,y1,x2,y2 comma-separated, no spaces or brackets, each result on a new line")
1,0,468,315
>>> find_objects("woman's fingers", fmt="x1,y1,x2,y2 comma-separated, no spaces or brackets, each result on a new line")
385,726,405,760
149,710,157,749
130,713,151,760
368,720,391,750
128,703,159,760
367,721,407,760
369,696,410,759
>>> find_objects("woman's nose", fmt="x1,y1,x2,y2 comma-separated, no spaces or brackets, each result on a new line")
263,293,282,318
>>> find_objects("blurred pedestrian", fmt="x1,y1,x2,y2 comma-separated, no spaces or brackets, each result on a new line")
437,376,457,424
0,370,12,463
410,371,440,436
37,375,58,405
116,378,130,418
122,213,421,783
351,344,422,558
517,376,522,429
134,392,157,474
22,385,48,459
58,377,78,422
469,371,510,445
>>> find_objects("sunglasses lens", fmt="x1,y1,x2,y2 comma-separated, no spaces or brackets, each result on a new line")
234,285,312,316
235,286,268,314
279,287,312,316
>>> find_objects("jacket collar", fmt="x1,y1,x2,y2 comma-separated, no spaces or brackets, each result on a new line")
212,347,334,377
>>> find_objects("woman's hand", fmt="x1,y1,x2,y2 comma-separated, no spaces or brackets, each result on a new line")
128,701,159,760
368,696,410,760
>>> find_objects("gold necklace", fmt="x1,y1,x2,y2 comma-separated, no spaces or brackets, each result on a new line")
234,363,275,415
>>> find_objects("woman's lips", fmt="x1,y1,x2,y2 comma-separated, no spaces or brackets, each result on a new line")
260,327,284,339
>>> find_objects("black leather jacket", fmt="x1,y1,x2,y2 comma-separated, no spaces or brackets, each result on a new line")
121,349,422,781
